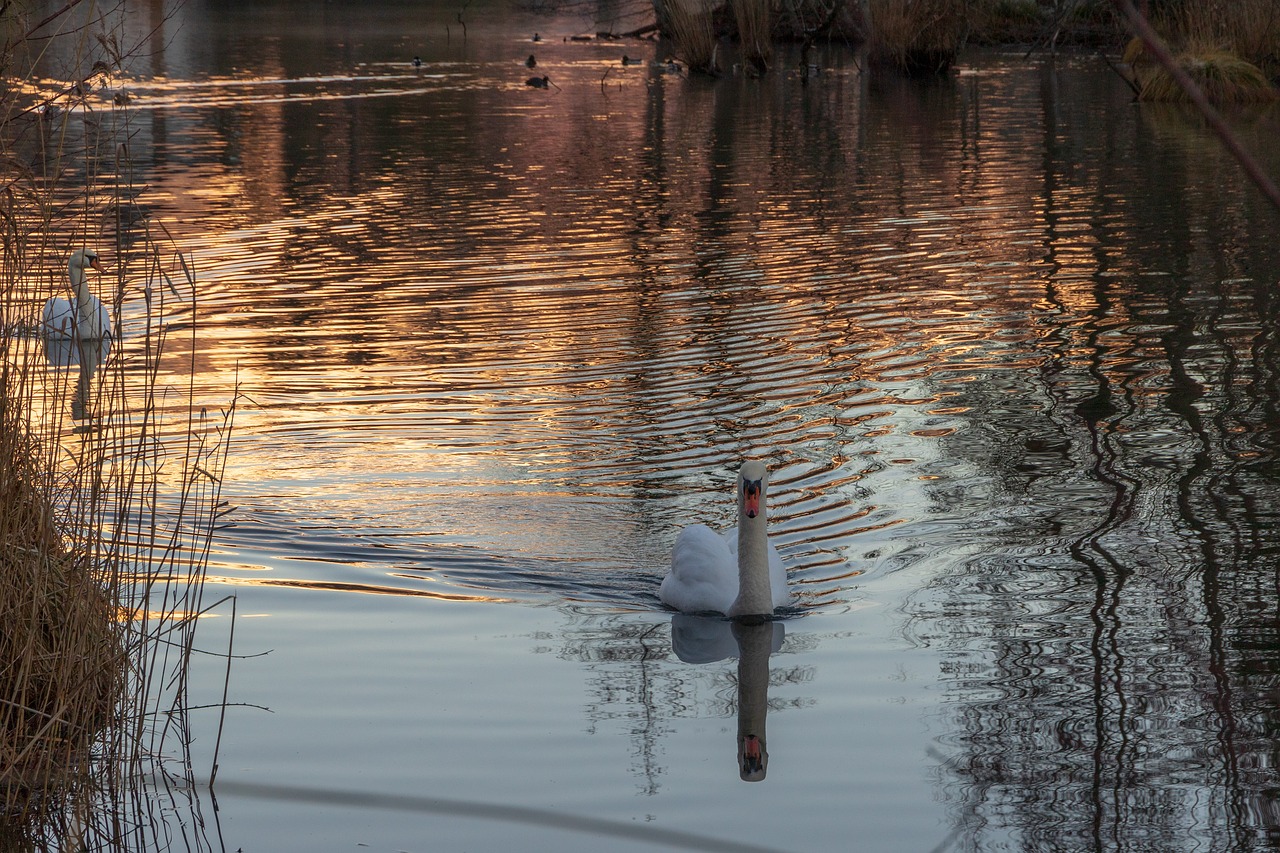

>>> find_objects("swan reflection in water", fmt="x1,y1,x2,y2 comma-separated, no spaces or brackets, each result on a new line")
670,614,784,781
42,332,109,420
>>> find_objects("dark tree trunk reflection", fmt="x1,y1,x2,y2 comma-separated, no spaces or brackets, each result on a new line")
923,63,1280,852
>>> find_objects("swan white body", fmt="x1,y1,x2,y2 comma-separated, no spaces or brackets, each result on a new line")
660,460,791,617
42,249,109,341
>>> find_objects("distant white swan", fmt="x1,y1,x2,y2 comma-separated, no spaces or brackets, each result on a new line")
660,460,791,618
42,249,109,342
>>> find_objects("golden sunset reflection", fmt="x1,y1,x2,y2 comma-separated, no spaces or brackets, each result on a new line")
13,1,1273,617
206,572,513,604
115,606,220,624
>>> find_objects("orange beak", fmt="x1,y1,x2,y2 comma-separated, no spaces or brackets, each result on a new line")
88,255,104,274
742,479,761,518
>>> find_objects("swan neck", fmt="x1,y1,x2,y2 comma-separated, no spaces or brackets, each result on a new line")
69,261,90,301
730,508,773,617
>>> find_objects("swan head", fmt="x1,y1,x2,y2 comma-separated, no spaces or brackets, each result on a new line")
737,460,768,519
69,248,103,275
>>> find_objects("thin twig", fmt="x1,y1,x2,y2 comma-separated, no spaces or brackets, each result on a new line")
209,594,236,785
1097,48,1141,98
25,0,89,39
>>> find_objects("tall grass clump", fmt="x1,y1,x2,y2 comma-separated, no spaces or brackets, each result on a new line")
0,408,124,847
730,0,772,74
661,0,719,73
866,0,967,74
1126,0,1280,102
0,3,233,848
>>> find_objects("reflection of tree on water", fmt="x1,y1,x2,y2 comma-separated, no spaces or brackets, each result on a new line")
545,611,813,793
916,93,1280,846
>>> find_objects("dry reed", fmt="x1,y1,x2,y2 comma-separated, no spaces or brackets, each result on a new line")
0,3,232,848
1127,0,1280,102
866,0,966,74
664,0,719,73
730,0,773,74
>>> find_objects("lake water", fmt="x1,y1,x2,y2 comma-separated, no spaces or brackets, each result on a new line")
23,0,1280,849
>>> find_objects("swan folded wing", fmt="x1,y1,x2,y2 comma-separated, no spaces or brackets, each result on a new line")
42,297,73,336
660,524,738,614
77,296,111,341
42,296,110,341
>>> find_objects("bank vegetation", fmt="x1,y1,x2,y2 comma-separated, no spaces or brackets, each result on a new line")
602,0,1280,100
1124,0,1280,102
0,3,231,848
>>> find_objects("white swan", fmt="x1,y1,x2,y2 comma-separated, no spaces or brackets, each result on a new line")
660,460,791,618
42,249,109,341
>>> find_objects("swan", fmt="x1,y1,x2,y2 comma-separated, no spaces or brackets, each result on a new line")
42,249,109,342
659,460,791,618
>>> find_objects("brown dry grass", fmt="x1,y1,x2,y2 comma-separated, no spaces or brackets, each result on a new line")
0,424,124,800
1136,48,1276,103
0,3,233,847
730,0,773,73
1166,0,1280,67
867,0,967,74
1128,0,1280,102
1,331,125,749
666,0,719,73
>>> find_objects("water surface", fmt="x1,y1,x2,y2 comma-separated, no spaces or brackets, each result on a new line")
25,1,1280,849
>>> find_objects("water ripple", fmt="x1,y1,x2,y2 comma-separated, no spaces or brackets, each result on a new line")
71,42,1269,635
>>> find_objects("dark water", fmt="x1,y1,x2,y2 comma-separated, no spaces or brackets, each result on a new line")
19,0,1280,849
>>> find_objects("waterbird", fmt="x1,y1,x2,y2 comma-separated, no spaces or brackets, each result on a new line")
659,460,791,618
526,54,536,68
621,55,644,66
525,75,551,88
532,32,541,42
42,249,110,342
412,56,422,68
